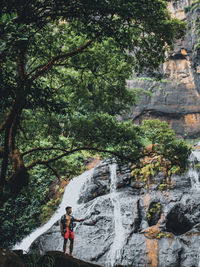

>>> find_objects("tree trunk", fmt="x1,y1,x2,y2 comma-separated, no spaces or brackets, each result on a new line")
8,148,29,194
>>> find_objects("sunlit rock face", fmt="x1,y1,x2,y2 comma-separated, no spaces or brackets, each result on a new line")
129,0,200,138
30,151,200,267
168,0,193,20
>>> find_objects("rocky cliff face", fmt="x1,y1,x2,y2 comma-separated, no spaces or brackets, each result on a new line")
128,0,200,138
30,150,200,267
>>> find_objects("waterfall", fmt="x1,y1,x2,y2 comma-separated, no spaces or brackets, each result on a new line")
187,150,200,190
13,168,94,252
106,164,126,267
188,149,200,267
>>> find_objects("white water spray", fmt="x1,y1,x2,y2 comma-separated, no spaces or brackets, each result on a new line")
107,164,126,267
13,168,94,251
187,149,200,267
187,150,200,190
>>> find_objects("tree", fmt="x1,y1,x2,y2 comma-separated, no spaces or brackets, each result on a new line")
0,0,185,204
142,119,175,150
142,120,191,170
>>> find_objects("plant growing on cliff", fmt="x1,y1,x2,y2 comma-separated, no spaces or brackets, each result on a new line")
142,120,191,170
131,120,191,190
184,0,200,13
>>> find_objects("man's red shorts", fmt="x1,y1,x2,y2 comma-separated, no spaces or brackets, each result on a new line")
64,227,74,240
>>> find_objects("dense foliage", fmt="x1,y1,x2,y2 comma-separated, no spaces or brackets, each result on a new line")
0,0,186,248
0,0,185,196
131,120,191,193
142,120,191,170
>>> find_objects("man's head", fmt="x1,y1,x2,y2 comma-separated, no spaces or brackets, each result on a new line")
66,206,72,214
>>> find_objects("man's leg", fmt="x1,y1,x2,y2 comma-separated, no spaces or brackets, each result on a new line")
69,239,74,256
63,238,68,254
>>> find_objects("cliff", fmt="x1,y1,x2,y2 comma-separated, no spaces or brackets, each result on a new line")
128,0,200,138
29,150,200,267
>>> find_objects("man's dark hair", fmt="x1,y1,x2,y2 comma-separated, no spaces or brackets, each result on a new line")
65,206,72,211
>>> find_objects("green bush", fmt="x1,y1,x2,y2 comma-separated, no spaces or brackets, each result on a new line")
142,120,191,171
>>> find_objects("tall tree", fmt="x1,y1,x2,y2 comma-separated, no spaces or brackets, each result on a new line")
0,0,185,202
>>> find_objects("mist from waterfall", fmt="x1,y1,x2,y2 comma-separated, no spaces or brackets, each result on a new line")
13,168,94,252
187,150,200,190
106,164,126,267
187,149,200,267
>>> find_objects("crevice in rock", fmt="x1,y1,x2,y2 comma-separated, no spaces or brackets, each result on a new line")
147,202,162,226
90,246,110,261
84,216,104,226
168,53,187,60
166,206,193,235
177,249,183,267
133,199,142,233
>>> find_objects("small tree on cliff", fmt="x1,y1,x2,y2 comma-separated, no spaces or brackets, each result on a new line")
142,120,191,170
0,0,185,204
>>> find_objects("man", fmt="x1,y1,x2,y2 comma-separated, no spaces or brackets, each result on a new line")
60,206,84,256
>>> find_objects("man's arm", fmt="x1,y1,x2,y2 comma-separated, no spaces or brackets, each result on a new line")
74,218,85,222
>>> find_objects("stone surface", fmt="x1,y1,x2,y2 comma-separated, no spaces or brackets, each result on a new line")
38,251,103,267
128,0,200,138
12,250,103,267
0,249,24,267
30,152,200,267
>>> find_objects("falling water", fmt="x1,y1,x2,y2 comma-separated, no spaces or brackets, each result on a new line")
187,149,200,267
107,164,126,267
13,168,94,252
187,150,200,190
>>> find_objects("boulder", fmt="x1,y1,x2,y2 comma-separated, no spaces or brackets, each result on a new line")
38,251,103,267
0,249,24,267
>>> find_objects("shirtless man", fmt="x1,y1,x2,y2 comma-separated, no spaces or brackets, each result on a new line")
60,206,84,256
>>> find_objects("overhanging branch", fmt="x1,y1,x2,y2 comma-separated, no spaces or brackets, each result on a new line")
21,146,67,157
28,33,99,81
0,147,4,158
0,106,14,134
43,162,60,179
25,146,141,170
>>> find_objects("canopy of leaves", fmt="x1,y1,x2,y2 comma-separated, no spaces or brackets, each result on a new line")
0,0,186,189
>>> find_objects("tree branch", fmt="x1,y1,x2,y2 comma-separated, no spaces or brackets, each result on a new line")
17,40,28,81
25,146,140,170
0,106,14,134
54,61,90,70
0,147,4,158
28,34,98,81
21,146,67,157
43,163,60,179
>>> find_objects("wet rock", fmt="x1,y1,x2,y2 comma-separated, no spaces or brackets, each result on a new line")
0,249,24,267
78,160,110,203
38,251,103,267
